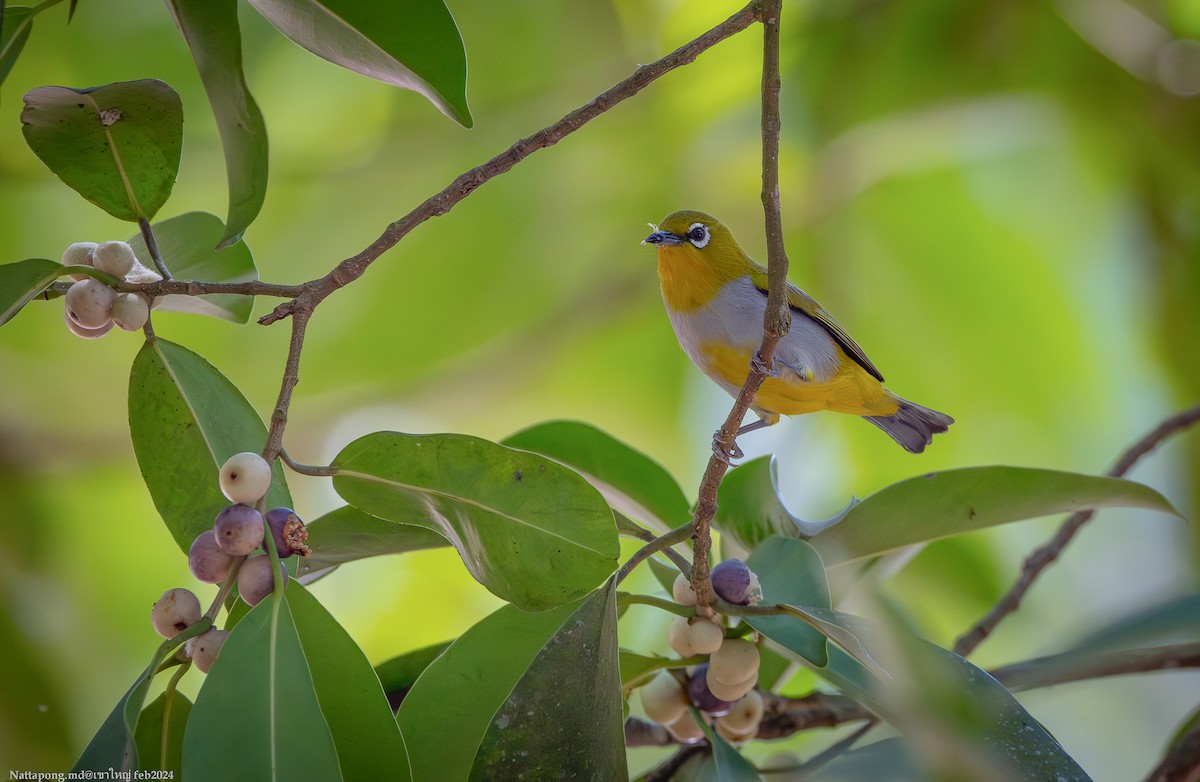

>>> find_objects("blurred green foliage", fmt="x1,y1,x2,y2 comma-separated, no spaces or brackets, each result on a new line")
0,0,1197,778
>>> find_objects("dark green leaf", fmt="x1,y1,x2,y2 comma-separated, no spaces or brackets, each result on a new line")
743,536,830,667
715,456,854,551
504,420,691,530
288,583,410,780
811,467,1179,566
127,212,258,323
72,682,138,772
134,691,191,774
0,258,60,327
469,578,626,781
245,0,471,127
128,338,291,552
332,431,619,611
695,710,764,781
183,588,342,780
0,5,32,88
375,641,452,706
398,580,627,781
298,504,449,580
21,80,182,221
164,0,268,246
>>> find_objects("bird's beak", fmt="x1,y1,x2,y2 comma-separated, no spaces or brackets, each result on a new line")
642,229,683,246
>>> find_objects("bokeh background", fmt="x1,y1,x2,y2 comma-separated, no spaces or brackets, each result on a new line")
1,0,1198,778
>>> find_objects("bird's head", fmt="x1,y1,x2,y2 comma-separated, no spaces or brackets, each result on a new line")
642,210,734,254
642,210,753,288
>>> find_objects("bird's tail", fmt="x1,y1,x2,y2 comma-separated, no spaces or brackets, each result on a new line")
864,397,954,454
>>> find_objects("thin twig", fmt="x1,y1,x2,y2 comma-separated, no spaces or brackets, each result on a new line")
954,403,1200,657
615,522,694,585
126,278,306,299
616,516,695,576
687,0,788,609
138,217,172,280
261,309,310,465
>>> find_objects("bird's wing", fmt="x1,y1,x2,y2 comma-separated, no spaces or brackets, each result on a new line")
751,270,885,383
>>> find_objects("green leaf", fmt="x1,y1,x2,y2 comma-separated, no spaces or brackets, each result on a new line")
332,431,619,611
0,5,33,89
695,710,764,781
742,536,831,667
715,456,854,551
0,258,60,327
397,579,626,781
288,583,410,781
374,641,452,706
21,80,183,221
245,0,471,127
1062,592,1200,654
619,650,677,688
298,504,449,580
128,338,291,552
811,466,1180,566
164,0,268,246
134,690,191,775
182,588,342,780
126,212,258,323
504,420,691,530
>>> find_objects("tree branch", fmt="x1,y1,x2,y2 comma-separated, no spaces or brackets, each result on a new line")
954,403,1200,657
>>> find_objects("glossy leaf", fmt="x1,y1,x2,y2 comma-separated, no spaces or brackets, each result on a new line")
288,583,410,780
245,0,471,127
21,80,182,221
182,588,342,781
298,504,449,580
0,258,60,327
715,456,854,551
133,690,191,775
619,650,676,688
504,420,691,530
695,711,764,782
164,0,268,246
375,641,452,708
0,5,32,88
128,338,291,552
398,580,626,781
742,536,830,667
811,466,1179,566
332,431,619,611
127,212,258,323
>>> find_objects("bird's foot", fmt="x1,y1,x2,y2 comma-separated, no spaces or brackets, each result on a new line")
750,349,781,378
711,434,744,463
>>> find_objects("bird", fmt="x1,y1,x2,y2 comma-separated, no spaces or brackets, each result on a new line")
643,209,952,454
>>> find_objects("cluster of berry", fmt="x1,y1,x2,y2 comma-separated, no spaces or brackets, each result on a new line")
641,560,766,744
59,241,160,337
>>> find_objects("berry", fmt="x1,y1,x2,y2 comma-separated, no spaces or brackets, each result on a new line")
667,615,724,657
686,664,734,716
709,638,761,685
672,573,697,606
61,242,97,280
64,278,116,329
716,689,764,735
664,712,704,744
150,588,201,639
213,504,264,557
63,308,113,339
238,554,287,606
219,452,272,504
187,628,228,673
93,240,137,278
706,667,757,702
639,671,689,726
264,507,311,558
711,559,762,605
110,292,149,331
188,530,234,584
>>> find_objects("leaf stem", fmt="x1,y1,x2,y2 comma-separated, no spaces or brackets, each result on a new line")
616,591,696,618
615,522,694,585
138,217,172,280
279,448,337,477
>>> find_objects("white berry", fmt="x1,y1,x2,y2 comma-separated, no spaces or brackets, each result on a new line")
672,573,698,606
111,292,150,331
64,278,116,329
219,451,272,504
150,588,202,639
668,615,725,657
706,667,757,701
63,308,113,339
709,638,761,685
664,712,704,744
93,240,137,278
61,242,97,280
717,689,764,735
639,671,689,726
187,628,229,674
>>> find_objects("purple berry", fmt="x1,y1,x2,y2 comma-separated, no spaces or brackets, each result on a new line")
238,555,287,606
214,504,264,557
711,559,762,605
264,507,311,558
686,664,734,716
189,530,234,584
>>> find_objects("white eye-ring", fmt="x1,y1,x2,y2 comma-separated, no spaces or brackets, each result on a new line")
686,223,710,248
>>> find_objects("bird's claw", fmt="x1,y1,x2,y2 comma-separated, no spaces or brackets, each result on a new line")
751,349,781,378
711,435,744,463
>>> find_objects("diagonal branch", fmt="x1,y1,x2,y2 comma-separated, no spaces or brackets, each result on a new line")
688,0,788,607
954,402,1200,657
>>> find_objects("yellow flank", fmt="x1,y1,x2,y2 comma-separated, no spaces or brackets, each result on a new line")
700,341,902,418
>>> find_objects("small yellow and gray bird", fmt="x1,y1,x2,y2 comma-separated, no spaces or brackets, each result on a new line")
643,210,952,453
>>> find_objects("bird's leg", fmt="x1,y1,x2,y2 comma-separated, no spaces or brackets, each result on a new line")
750,349,781,378
711,417,772,463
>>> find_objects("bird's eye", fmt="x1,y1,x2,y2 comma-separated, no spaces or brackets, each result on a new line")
687,223,710,249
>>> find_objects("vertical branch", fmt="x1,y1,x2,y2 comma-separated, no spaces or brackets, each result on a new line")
690,0,788,606
261,308,311,464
